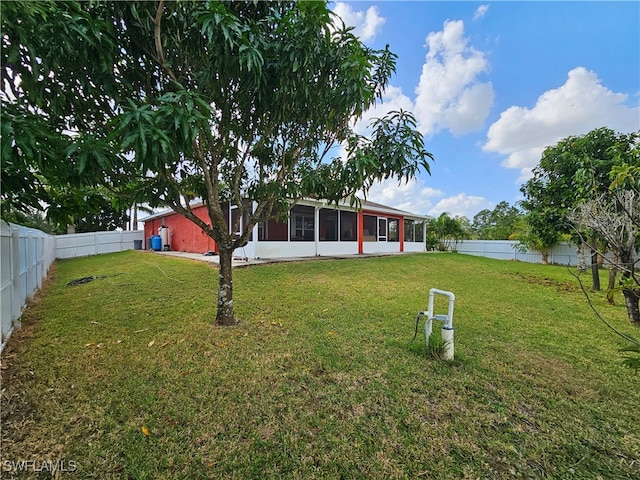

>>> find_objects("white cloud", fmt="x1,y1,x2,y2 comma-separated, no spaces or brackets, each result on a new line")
332,2,385,42
353,85,414,136
473,5,490,21
414,20,494,136
346,18,493,141
363,178,443,215
484,67,640,182
427,193,493,219
362,180,493,220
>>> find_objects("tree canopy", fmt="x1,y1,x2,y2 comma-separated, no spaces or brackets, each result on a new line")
2,1,434,325
520,127,639,268
427,213,468,252
520,128,639,243
1,1,138,228
471,201,522,240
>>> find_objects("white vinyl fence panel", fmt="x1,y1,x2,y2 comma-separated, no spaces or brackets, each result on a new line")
56,230,144,259
1,220,56,352
456,240,579,266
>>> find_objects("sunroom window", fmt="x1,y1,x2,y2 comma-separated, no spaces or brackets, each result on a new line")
388,219,399,242
363,215,377,242
290,205,315,241
340,211,357,241
404,219,415,242
319,209,337,241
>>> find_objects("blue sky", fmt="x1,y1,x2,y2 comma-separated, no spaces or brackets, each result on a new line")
332,1,640,220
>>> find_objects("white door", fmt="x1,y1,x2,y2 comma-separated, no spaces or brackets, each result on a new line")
378,217,387,242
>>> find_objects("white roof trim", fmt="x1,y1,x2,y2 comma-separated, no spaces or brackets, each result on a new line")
140,197,428,222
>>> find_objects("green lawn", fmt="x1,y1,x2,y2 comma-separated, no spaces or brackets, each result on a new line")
2,251,639,479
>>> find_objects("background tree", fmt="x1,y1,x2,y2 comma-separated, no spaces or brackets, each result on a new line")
471,201,522,240
507,213,570,264
520,127,640,285
2,1,434,326
457,215,473,240
45,186,130,234
0,208,58,235
427,213,467,252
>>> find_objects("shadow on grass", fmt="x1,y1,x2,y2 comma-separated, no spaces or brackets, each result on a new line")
387,337,472,372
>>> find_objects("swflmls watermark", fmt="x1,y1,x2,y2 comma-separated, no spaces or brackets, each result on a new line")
1,459,78,474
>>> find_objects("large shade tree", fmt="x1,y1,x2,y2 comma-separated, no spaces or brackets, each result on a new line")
2,1,434,325
520,127,639,281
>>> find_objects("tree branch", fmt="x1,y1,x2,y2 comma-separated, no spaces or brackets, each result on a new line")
170,197,214,238
153,0,179,84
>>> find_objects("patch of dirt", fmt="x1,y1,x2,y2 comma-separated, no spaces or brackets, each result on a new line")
510,273,578,293
512,351,598,400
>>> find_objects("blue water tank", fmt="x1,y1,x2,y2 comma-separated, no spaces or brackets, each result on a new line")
151,235,162,251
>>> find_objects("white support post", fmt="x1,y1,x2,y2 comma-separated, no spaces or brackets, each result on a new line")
314,206,320,256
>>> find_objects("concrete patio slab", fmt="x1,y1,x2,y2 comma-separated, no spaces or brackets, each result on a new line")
150,249,414,268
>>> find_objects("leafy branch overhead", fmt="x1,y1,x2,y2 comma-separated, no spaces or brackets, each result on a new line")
2,1,434,325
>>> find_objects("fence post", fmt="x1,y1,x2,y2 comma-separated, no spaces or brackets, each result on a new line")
11,226,21,329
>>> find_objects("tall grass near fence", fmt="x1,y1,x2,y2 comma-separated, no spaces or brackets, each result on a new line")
1,251,638,479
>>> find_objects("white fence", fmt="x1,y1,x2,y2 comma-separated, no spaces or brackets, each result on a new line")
56,230,144,259
1,222,144,352
1,221,56,352
456,240,579,266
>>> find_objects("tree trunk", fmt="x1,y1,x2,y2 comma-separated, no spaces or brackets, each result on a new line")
541,249,549,265
622,288,640,327
606,253,619,305
590,248,600,291
619,251,640,327
607,265,617,305
216,247,238,326
133,204,138,231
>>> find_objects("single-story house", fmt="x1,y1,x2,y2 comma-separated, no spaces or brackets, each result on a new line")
141,198,428,259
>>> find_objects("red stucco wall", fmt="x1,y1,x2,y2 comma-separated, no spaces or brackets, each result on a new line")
143,206,216,253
